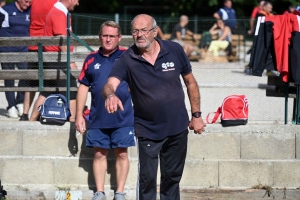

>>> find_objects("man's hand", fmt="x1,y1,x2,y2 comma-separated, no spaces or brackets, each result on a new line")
105,94,124,114
189,117,206,134
75,115,86,135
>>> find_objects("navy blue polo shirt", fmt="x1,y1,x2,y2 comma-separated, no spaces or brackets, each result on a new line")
217,7,237,31
78,47,134,129
0,2,30,52
109,39,191,140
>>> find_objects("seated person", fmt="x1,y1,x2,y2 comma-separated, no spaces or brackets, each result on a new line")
170,15,196,57
208,19,232,57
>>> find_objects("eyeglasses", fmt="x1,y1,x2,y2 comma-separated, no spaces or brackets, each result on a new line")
131,27,155,35
100,34,120,39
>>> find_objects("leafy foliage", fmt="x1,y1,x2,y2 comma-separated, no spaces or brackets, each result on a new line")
5,0,300,17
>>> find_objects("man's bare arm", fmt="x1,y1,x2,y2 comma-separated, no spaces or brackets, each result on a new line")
75,84,89,134
102,77,124,113
182,73,200,112
102,77,121,98
213,12,221,20
182,73,206,134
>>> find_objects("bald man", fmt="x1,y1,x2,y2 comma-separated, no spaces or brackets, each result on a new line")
170,15,196,57
102,14,206,200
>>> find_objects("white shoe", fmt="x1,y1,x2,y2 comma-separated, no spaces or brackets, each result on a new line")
7,106,19,118
16,103,24,116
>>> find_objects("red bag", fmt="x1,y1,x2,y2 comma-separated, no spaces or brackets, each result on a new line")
206,95,248,127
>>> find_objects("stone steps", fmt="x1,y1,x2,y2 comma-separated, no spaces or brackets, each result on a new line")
0,121,300,196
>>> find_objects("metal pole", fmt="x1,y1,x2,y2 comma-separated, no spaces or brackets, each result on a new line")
194,15,198,33
66,12,71,103
38,42,44,92
284,82,288,124
115,13,119,24
297,86,300,124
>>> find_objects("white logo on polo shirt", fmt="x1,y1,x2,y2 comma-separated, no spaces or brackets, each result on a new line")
12,12,16,15
26,15,29,21
94,63,101,69
161,62,175,72
129,131,133,135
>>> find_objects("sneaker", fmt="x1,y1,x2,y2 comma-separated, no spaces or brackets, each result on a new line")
266,70,280,77
19,114,29,121
7,106,19,118
113,192,126,200
92,191,106,200
16,103,24,116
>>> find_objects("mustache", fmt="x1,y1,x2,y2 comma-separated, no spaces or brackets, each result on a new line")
136,35,145,40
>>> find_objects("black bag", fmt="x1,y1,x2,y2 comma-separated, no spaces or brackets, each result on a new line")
38,94,71,125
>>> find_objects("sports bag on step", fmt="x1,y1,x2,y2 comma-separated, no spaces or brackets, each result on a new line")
38,94,71,125
206,95,248,127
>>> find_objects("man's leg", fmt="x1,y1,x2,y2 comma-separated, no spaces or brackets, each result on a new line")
111,127,135,199
22,91,35,114
114,148,129,192
93,147,109,192
137,137,166,200
159,129,188,200
185,43,195,57
2,63,16,109
86,129,111,200
29,94,45,121
15,62,27,105
15,62,28,117
21,62,37,120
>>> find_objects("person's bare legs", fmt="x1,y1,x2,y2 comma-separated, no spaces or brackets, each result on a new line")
186,44,194,57
93,147,109,192
23,91,35,115
114,148,130,192
183,43,194,57
29,94,45,121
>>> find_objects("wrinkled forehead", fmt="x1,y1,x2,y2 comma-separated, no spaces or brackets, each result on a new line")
131,16,152,29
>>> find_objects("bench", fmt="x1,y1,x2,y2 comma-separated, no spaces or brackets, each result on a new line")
0,35,134,92
0,69,80,91
266,75,299,124
163,33,244,62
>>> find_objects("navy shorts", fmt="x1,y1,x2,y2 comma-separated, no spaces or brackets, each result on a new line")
86,127,136,149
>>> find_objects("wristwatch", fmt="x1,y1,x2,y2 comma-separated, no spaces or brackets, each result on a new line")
192,112,202,118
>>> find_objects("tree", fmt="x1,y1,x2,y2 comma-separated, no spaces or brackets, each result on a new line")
5,0,299,17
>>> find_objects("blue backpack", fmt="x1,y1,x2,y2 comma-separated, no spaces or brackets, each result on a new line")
38,94,71,125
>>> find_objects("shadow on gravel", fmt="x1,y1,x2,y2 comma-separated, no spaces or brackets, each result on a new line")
0,108,7,117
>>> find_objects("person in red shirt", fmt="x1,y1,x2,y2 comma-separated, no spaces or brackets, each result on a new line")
29,0,58,46
29,0,79,122
20,0,58,121
248,1,265,35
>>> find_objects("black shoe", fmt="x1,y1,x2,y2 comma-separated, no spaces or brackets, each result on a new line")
19,114,29,121
244,68,252,75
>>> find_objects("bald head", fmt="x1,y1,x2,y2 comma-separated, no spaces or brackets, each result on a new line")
131,14,157,30
180,15,188,23
179,15,189,27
